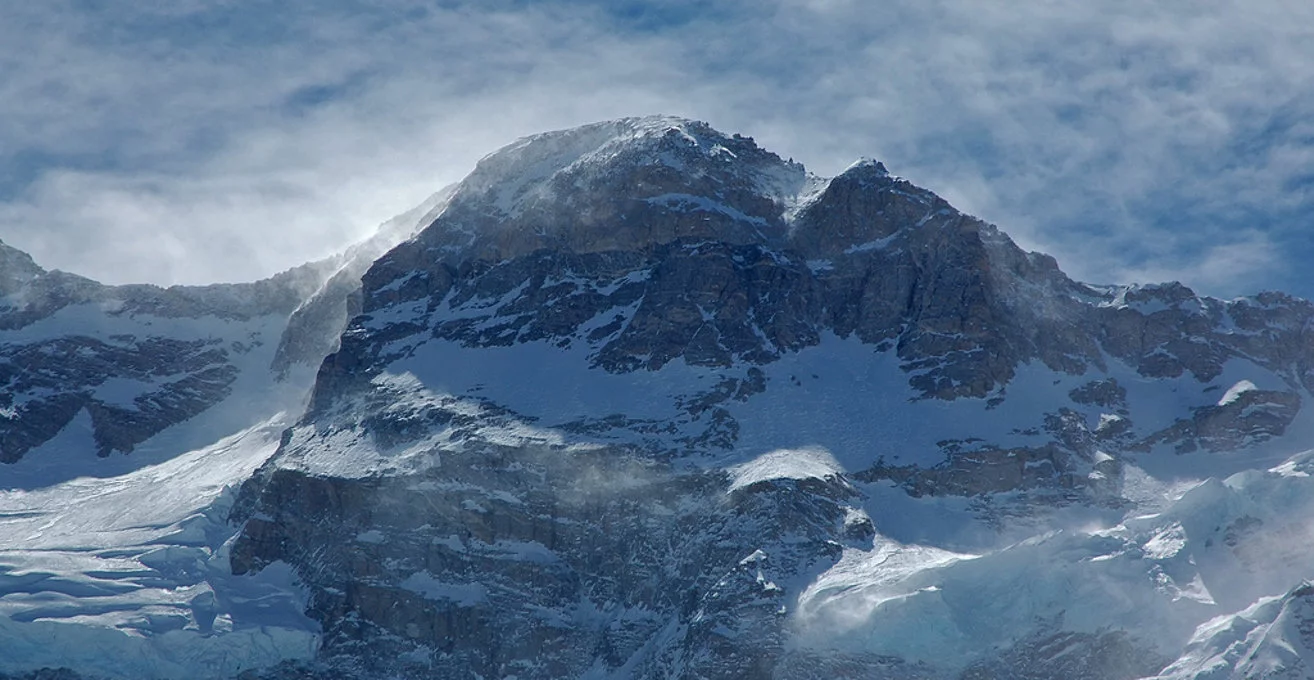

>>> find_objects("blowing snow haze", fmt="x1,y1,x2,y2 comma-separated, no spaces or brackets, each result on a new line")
4,117,1314,679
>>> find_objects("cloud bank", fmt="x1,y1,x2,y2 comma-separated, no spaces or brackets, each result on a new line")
2,0,1312,299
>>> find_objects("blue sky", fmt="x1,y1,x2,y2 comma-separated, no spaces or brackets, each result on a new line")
2,0,1313,300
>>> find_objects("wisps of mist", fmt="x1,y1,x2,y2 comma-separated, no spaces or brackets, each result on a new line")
2,1,1314,297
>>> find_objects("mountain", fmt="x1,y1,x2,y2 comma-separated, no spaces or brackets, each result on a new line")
0,197,443,678
5,115,1314,679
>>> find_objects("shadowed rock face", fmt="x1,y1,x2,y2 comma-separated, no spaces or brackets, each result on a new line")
301,119,1311,494
0,241,339,464
329,123,1314,411
340,159,1060,402
420,118,806,264
0,336,239,461
232,445,868,679
226,117,1314,679
0,190,445,466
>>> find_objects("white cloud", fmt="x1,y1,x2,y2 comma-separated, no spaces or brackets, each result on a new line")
1,0,1312,297
1110,231,1285,296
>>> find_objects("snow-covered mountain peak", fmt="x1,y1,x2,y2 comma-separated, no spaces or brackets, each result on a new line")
841,156,889,176
403,116,1063,296
459,115,805,213
345,116,1314,413
411,117,829,264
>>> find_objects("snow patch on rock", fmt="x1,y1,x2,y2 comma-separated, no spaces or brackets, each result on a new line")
727,446,843,491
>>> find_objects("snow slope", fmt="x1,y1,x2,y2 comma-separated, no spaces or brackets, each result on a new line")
0,417,317,679
1149,582,1314,680
0,201,447,677
1,305,315,487
789,448,1314,675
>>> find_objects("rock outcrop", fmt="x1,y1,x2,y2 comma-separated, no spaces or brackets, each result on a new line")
227,117,1314,679
0,187,441,467
0,244,328,463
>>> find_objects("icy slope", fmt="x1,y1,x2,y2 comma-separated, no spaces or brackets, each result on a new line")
0,417,317,679
1,306,315,486
1148,582,1314,680
0,198,443,678
795,448,1314,676
0,243,326,679
0,239,327,472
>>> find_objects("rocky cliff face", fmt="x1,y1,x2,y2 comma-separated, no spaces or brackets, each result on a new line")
224,117,1314,679
287,119,1313,502
0,188,445,470
0,242,327,465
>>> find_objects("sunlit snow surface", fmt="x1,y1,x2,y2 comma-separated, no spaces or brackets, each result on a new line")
782,449,1314,672
727,447,843,491
0,304,322,677
0,417,317,679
